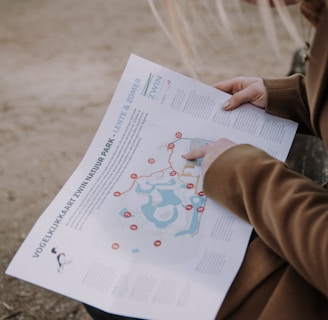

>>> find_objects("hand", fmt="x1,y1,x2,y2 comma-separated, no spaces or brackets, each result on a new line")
214,77,267,111
182,138,236,175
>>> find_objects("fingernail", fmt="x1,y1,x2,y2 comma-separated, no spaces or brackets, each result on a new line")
221,99,230,110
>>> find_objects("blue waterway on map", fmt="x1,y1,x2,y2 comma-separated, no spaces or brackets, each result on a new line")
118,178,205,237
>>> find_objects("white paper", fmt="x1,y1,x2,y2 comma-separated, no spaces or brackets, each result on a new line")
6,54,298,320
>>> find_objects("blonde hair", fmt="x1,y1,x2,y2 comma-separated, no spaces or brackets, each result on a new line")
148,0,303,77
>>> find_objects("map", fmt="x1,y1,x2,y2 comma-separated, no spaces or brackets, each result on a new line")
6,55,295,320
104,132,211,262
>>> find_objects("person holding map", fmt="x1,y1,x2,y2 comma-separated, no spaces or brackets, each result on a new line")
85,1,328,319
180,0,328,319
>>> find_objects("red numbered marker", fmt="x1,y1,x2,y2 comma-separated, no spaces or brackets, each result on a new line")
130,173,138,179
112,243,120,250
154,240,162,247
148,158,155,164
124,211,132,218
130,224,138,231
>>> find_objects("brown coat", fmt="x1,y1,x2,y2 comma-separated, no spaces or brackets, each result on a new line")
209,2,328,319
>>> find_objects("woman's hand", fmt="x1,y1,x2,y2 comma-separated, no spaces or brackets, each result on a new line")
182,138,236,175
215,76,268,111
183,78,266,174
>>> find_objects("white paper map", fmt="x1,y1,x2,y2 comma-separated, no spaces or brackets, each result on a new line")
6,54,298,320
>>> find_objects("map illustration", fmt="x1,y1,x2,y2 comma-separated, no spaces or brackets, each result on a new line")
104,132,211,262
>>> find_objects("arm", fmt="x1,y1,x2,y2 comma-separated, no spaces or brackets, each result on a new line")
203,144,328,298
264,74,315,135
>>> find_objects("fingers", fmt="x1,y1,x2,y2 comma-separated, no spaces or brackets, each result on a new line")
183,138,236,174
182,145,206,160
225,85,259,110
215,77,267,111
218,87,254,111
214,78,236,93
182,138,235,161
215,77,252,110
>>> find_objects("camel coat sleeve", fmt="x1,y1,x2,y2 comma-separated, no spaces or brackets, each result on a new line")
205,2,328,314
204,145,328,298
264,74,314,134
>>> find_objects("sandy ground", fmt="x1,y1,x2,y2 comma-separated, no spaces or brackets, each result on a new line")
0,1,313,319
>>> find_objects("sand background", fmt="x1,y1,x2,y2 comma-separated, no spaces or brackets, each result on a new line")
0,1,317,319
